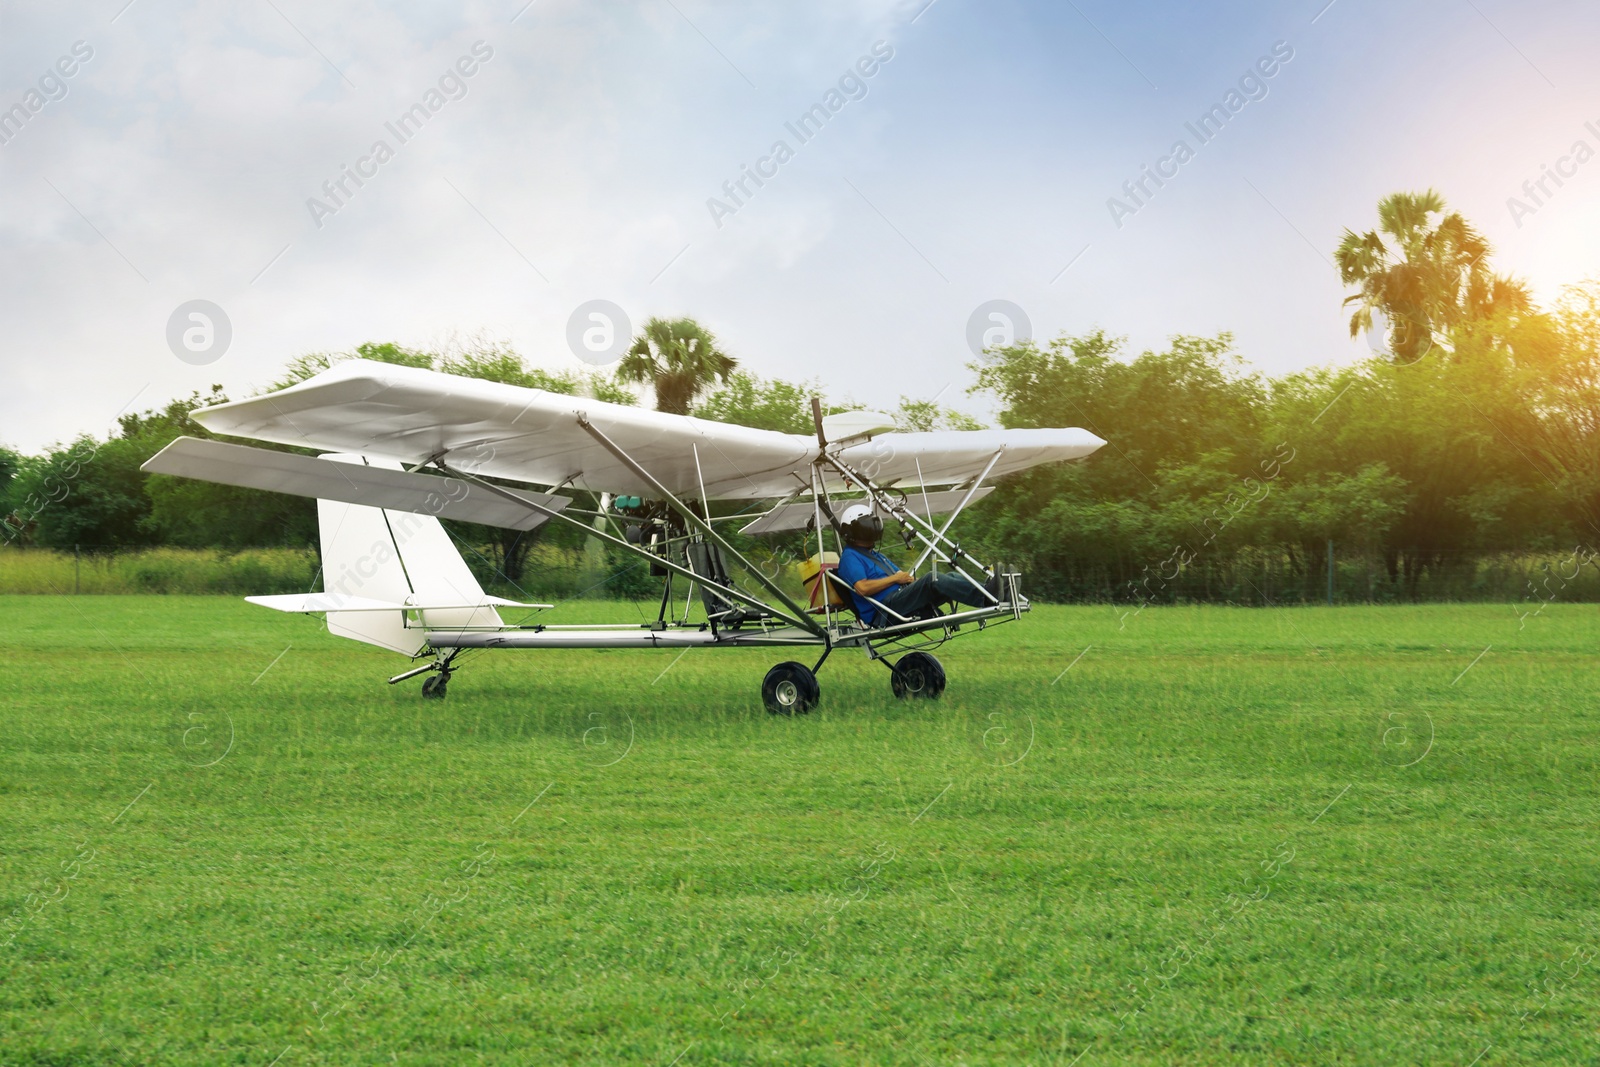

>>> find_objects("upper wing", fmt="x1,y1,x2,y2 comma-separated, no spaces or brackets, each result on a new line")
192,360,816,500
192,360,1105,500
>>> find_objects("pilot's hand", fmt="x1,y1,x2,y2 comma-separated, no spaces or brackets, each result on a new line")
892,570,914,585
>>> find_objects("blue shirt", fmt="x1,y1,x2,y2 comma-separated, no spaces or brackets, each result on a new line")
836,545,899,625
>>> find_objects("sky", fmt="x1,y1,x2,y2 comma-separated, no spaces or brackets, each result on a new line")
1,0,1597,452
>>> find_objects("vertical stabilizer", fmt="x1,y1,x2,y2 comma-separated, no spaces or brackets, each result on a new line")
317,454,503,654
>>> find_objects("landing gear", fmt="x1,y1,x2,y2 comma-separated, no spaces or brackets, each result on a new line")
890,651,945,700
418,651,460,700
762,661,819,715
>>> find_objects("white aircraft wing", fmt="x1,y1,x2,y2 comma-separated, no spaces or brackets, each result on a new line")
191,360,1105,500
192,360,815,500
832,429,1107,488
142,436,571,530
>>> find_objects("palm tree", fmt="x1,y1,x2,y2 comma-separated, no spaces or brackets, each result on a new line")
1336,190,1529,362
617,317,737,415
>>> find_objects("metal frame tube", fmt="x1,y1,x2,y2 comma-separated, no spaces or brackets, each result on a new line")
810,467,832,631
915,457,936,578
576,416,825,636
909,449,1004,572
434,461,811,630
824,568,912,623
821,450,1002,580
821,455,951,549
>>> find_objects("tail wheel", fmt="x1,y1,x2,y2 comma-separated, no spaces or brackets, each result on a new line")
421,674,449,700
891,652,945,700
762,661,819,716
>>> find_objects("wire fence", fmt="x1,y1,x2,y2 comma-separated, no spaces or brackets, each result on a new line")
3,542,1596,606
1026,544,1600,605
0,543,676,601
0,546,319,596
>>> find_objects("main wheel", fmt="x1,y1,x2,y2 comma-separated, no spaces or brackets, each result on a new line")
762,661,819,715
890,652,945,699
421,674,449,700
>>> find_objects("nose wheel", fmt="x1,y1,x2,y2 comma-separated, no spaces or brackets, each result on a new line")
762,661,819,715
890,652,945,699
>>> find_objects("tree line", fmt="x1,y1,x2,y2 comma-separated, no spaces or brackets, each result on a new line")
4,192,1598,604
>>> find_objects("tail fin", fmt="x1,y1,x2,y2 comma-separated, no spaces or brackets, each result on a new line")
316,454,504,655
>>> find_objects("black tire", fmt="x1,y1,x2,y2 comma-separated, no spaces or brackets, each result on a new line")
891,652,945,700
762,661,819,715
421,674,449,700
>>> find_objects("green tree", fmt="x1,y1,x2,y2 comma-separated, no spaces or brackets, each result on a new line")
1336,189,1529,362
893,397,984,432
13,434,156,551
0,446,20,538
966,330,1264,598
693,372,820,434
0,447,17,496
618,317,737,415
586,373,639,407
10,391,243,551
138,389,320,550
440,344,578,392
272,341,436,389
1521,280,1600,544
971,330,1263,501
1265,352,1560,596
1325,193,1571,593
1262,464,1406,598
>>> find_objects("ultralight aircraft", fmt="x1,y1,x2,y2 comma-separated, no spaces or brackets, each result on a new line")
143,360,1104,713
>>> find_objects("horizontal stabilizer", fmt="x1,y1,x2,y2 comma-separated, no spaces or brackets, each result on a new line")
143,437,571,531
740,486,995,535
246,593,550,614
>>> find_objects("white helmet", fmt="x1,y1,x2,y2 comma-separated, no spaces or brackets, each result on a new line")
838,503,883,545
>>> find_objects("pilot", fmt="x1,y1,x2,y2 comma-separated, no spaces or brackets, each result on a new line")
833,503,1002,626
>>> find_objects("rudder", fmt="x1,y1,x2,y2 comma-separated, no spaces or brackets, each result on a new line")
317,454,503,654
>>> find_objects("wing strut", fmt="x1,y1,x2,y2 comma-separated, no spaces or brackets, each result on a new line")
908,448,1005,573
432,460,817,633
821,448,1005,604
575,415,825,638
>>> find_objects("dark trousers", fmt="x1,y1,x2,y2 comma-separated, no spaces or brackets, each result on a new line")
877,571,990,622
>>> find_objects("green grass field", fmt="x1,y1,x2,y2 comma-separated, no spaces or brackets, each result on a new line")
1,596,1596,1065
